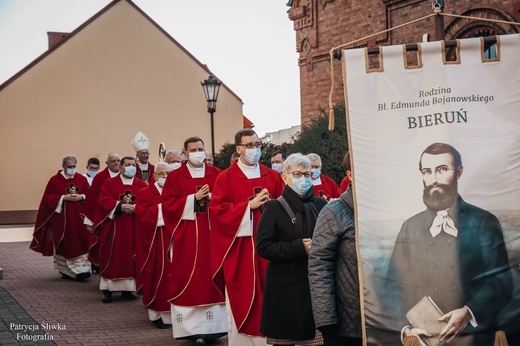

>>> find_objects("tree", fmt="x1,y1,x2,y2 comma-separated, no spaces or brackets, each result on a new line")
213,142,236,170
289,105,348,184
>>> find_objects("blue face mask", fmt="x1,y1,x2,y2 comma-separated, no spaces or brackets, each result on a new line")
311,168,321,179
88,170,98,178
124,166,136,178
244,148,261,165
290,176,313,196
271,163,283,173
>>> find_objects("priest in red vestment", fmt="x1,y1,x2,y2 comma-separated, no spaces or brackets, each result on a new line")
30,155,91,281
308,153,340,201
132,131,155,184
210,129,284,346
135,162,172,329
94,156,146,303
82,152,121,268
162,137,227,344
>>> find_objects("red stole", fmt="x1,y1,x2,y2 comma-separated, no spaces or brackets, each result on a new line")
30,172,90,259
94,175,146,279
135,183,170,311
209,162,284,336
162,163,225,306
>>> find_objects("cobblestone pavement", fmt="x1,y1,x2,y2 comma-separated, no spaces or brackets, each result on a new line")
0,240,228,346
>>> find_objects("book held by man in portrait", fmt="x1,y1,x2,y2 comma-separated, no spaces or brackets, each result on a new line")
406,296,447,346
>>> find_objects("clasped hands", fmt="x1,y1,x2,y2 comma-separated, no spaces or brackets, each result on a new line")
196,184,211,201
249,188,269,210
64,194,83,202
404,307,472,345
121,203,135,214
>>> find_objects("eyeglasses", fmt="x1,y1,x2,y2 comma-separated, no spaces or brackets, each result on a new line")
238,142,263,149
421,165,455,176
289,171,312,179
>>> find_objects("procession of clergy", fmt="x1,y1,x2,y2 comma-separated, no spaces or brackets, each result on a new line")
29,129,343,346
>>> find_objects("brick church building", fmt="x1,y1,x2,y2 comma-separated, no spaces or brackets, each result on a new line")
287,0,520,125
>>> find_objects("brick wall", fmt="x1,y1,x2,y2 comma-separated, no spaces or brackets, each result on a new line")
0,210,37,225
289,0,520,126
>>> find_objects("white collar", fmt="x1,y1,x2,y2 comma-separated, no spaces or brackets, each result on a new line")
238,159,260,179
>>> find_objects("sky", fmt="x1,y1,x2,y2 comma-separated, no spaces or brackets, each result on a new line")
0,0,301,137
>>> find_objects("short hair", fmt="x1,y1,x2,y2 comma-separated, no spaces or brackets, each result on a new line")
342,151,351,173
62,155,77,165
282,153,311,174
87,157,100,166
235,129,258,146
184,137,204,150
120,156,136,166
271,150,287,160
307,153,321,163
105,152,120,161
419,142,462,170
155,161,170,171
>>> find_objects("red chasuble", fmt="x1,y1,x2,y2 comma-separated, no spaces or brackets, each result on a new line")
162,163,225,307
136,163,155,184
94,175,146,279
312,174,340,200
135,183,171,312
209,162,284,336
82,168,117,265
30,172,90,259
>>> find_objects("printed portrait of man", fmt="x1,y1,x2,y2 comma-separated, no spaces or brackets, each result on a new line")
386,142,512,346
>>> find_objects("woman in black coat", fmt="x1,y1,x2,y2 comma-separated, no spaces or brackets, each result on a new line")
257,153,327,346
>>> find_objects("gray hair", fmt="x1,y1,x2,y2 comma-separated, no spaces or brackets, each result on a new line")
282,153,311,174
62,155,77,165
105,152,120,161
165,150,180,157
156,161,170,171
307,153,321,163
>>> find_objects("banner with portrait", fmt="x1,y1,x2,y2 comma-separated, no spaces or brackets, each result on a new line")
343,34,520,345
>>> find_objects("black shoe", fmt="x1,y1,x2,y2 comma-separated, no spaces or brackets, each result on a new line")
91,265,100,274
75,272,91,281
60,273,72,280
121,291,137,300
102,290,112,303
152,318,169,329
194,338,206,345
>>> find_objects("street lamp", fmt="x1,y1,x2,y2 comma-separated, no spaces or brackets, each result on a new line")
201,75,222,160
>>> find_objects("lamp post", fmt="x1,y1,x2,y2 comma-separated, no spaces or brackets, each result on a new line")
201,75,222,161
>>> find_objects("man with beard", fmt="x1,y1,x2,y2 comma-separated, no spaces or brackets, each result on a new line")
387,142,512,346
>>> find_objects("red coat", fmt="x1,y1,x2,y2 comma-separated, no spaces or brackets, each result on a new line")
339,176,351,194
162,163,225,307
312,174,340,200
93,175,146,279
209,162,284,336
135,183,171,312
30,172,90,259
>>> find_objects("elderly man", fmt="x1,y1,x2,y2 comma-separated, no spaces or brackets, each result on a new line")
162,137,226,344
387,142,512,346
165,150,182,171
135,161,172,329
132,131,155,184
30,155,91,281
82,152,121,269
307,153,340,201
94,156,147,303
210,129,284,345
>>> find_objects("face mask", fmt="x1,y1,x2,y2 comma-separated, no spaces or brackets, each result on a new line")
311,168,321,179
271,163,283,173
169,162,181,170
244,148,261,165
290,176,313,196
88,170,98,178
157,177,166,187
188,151,205,166
124,166,136,178
65,168,76,176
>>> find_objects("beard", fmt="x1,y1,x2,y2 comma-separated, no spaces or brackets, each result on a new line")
423,182,458,211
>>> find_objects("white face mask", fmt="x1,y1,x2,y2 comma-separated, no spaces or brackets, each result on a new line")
169,162,181,170
157,177,166,187
243,148,261,165
65,167,76,176
188,151,205,166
